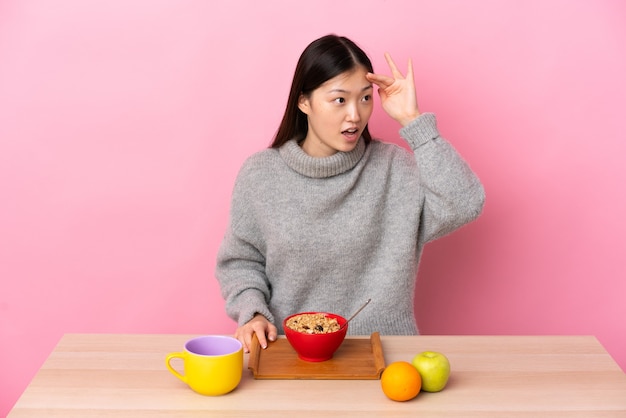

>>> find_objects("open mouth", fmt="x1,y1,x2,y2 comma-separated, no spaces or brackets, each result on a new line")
341,128,359,136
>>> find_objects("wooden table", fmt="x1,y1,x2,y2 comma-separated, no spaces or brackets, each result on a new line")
8,334,626,417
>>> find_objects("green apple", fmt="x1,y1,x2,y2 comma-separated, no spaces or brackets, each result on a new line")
411,351,450,392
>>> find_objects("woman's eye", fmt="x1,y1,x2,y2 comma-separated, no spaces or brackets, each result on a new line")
334,97,345,104
362,95,371,102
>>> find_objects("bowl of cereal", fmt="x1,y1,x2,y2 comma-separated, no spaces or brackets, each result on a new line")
283,312,348,362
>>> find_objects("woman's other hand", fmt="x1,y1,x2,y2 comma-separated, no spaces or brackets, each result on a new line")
366,53,420,127
235,313,278,353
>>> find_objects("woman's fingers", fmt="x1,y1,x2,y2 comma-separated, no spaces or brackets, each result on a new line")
235,314,278,353
367,53,413,90
384,52,404,79
366,72,394,88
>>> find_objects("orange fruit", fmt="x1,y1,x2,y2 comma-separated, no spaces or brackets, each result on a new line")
380,361,422,401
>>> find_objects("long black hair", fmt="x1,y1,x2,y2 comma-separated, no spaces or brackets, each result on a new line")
271,35,374,148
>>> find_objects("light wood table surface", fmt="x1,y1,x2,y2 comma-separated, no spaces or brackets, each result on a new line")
8,334,626,417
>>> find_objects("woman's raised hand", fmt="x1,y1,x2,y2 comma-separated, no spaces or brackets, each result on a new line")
366,53,421,127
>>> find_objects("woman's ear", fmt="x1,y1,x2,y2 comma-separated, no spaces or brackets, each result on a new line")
297,93,310,115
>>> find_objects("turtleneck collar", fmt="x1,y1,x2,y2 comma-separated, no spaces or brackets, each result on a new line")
278,138,366,179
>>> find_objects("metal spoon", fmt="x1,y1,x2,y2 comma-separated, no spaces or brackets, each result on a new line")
340,298,372,330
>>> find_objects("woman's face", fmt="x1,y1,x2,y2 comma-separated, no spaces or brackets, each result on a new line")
298,66,374,157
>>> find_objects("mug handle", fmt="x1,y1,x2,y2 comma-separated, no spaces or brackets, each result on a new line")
165,352,187,383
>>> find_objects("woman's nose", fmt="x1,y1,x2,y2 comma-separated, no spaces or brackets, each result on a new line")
346,104,361,122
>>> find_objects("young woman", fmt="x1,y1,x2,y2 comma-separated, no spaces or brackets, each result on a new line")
216,34,485,353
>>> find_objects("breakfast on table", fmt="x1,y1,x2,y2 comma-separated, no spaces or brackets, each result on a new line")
166,307,451,402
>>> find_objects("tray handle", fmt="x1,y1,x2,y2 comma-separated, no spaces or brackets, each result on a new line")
370,332,386,377
248,333,262,377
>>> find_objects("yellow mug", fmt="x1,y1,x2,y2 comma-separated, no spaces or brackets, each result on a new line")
165,335,243,396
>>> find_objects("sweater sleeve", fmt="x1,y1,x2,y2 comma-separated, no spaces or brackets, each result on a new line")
215,163,276,327
400,113,485,244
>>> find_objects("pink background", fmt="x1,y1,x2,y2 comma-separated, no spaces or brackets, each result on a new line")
1,0,625,414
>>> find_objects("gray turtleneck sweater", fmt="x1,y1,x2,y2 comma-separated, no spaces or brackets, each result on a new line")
216,113,484,335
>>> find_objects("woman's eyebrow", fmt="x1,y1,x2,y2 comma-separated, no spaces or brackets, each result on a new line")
327,85,373,94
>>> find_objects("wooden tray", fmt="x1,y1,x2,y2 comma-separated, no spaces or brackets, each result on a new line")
248,332,385,380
